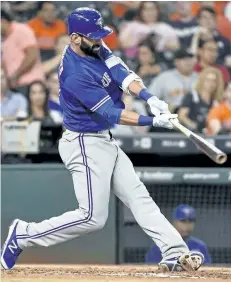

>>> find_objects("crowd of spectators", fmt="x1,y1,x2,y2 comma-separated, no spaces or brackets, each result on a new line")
1,1,231,136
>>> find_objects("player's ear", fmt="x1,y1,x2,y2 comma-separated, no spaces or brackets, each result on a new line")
70,33,81,45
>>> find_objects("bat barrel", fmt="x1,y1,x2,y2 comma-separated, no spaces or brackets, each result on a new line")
190,134,227,165
215,152,227,164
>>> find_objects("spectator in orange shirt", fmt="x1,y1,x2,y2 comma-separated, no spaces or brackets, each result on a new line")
28,1,66,61
207,82,231,135
1,9,44,95
103,25,119,50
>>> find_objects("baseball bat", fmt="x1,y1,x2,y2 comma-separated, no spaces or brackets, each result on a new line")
170,119,227,164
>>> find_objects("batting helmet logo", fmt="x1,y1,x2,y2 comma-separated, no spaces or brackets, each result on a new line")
67,7,113,40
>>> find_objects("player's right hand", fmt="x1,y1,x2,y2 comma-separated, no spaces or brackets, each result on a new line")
152,113,178,129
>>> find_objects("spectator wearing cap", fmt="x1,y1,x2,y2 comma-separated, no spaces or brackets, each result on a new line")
190,7,231,67
28,1,66,61
145,204,211,264
194,39,230,84
169,2,199,48
148,49,198,113
1,9,44,95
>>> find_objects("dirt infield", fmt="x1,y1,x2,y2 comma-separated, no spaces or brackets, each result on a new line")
2,264,231,282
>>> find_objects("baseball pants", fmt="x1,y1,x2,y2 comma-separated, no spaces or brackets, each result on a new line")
16,130,188,260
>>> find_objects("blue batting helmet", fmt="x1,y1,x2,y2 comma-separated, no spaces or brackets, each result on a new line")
67,7,113,40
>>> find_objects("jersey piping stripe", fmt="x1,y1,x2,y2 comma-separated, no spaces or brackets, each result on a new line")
91,96,110,112
16,134,93,240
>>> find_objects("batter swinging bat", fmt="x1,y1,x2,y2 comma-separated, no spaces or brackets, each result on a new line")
170,119,227,164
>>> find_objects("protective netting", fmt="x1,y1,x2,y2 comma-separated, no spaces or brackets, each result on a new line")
119,183,231,264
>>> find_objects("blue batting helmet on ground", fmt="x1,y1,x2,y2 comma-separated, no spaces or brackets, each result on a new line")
67,7,113,40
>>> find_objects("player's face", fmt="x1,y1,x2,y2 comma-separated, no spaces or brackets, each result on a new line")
174,219,195,238
80,36,102,58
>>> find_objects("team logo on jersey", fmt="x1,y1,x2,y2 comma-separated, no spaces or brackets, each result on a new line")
102,72,111,87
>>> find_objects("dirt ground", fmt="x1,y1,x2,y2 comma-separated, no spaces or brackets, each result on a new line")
1,264,231,282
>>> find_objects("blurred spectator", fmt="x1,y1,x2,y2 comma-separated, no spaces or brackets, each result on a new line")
118,1,179,59
178,67,224,133
27,81,62,124
224,2,231,20
0,68,27,121
42,34,69,76
146,204,211,264
190,7,231,66
109,2,140,18
135,40,167,88
191,1,227,17
103,26,119,50
1,9,44,95
28,1,66,61
170,2,198,48
10,2,38,22
194,39,230,84
207,82,231,135
148,49,197,113
47,71,63,122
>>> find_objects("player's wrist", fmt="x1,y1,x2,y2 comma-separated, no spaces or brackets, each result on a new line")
138,88,153,102
138,115,153,126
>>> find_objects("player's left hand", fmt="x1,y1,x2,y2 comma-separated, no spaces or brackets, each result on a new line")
147,96,170,116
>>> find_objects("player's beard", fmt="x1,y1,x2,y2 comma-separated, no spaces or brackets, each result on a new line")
80,38,101,59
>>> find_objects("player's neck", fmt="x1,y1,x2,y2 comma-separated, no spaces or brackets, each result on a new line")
70,43,87,57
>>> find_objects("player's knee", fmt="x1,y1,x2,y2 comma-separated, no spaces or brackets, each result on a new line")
90,214,108,231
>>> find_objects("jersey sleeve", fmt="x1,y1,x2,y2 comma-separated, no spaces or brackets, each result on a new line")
63,73,114,113
100,42,143,94
145,244,162,263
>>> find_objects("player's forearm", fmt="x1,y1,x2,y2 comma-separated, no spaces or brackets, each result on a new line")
128,80,145,96
128,82,157,103
119,109,153,126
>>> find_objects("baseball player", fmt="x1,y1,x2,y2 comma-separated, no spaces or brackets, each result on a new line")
1,8,204,272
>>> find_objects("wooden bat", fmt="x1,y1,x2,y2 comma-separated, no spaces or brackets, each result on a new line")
170,119,227,164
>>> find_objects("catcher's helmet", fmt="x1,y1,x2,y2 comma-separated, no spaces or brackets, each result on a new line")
67,7,113,40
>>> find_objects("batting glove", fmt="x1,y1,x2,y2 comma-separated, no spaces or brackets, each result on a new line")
147,96,170,116
153,113,178,129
